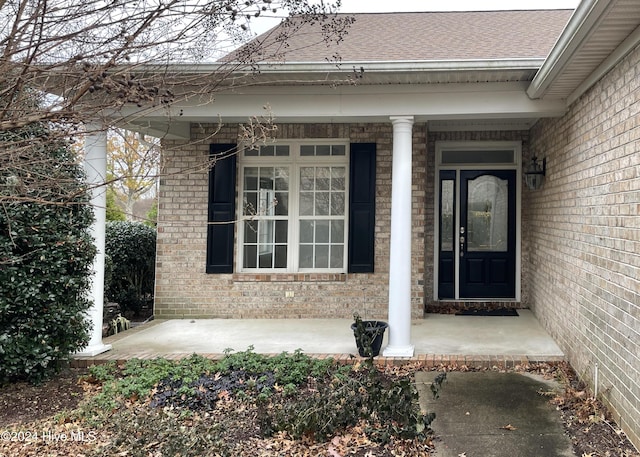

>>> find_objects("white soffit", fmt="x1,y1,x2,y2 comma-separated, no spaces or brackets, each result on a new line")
528,0,640,101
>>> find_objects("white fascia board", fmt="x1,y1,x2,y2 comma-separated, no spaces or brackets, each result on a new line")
115,81,566,125
527,0,615,99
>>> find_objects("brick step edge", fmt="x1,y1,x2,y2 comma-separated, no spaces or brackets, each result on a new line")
70,352,564,369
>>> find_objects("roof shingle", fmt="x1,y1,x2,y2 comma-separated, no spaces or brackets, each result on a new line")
226,10,574,63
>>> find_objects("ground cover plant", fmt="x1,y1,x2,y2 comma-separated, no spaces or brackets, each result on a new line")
1,356,638,457
80,349,441,456
0,349,441,456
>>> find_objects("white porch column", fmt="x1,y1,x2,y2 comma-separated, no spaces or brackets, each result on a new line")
77,126,112,356
383,116,415,357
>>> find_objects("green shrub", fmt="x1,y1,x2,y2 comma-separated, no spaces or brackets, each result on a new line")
216,347,336,386
0,125,96,383
106,188,126,221
144,198,157,227
105,221,156,316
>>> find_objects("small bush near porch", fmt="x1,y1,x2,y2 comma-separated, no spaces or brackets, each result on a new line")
105,221,156,318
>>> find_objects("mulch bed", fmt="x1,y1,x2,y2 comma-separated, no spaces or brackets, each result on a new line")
0,368,86,425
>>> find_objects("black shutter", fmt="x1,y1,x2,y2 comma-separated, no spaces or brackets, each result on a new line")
206,144,237,273
348,143,376,273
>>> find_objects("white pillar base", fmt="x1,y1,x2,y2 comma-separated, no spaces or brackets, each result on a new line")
76,343,112,357
383,344,415,358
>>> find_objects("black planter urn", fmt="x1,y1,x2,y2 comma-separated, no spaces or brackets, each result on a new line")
351,320,388,357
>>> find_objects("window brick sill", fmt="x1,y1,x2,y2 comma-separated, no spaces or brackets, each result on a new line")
232,273,347,282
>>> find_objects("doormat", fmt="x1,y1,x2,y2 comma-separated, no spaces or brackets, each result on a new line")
455,308,519,316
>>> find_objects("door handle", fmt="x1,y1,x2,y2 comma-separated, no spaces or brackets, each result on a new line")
459,231,465,257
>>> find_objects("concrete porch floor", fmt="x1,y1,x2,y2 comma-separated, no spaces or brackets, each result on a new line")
73,309,564,367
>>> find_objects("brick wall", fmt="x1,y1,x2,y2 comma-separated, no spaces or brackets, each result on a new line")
155,122,427,320
528,45,640,448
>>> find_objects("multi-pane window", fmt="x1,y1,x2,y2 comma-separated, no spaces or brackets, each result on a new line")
240,142,348,272
242,166,289,269
298,167,345,269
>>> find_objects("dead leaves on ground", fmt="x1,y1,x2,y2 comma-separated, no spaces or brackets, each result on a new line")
3,361,640,457
550,387,607,425
230,426,435,457
0,418,109,457
542,363,640,457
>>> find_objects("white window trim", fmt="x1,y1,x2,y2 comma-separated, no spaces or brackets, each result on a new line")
238,140,350,273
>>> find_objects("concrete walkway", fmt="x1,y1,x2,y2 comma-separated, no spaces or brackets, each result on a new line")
416,371,575,457
73,309,564,366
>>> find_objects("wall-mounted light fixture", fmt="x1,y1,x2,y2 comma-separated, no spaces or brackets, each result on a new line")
524,156,546,190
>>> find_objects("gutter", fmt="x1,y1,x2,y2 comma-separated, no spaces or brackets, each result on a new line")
226,59,544,73
527,0,615,99
134,59,545,75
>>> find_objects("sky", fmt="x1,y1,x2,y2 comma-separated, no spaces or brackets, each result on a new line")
249,0,581,35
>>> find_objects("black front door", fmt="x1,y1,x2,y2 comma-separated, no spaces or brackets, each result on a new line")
438,170,517,299
459,170,516,298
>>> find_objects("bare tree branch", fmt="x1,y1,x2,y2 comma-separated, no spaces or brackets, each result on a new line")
1,0,354,207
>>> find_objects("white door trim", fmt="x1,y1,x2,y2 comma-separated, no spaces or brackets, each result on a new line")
433,141,522,302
